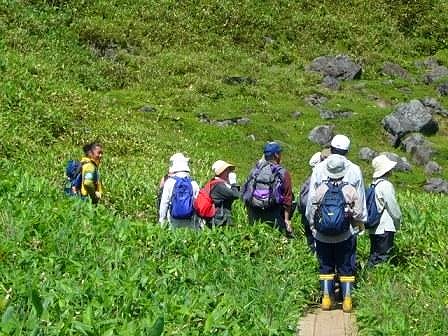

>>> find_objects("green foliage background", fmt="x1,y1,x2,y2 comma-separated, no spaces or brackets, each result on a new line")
1,0,448,334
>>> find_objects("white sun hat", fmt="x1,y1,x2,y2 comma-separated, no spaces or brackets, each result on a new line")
169,158,190,173
372,154,397,178
169,152,189,163
331,134,351,151
212,160,235,176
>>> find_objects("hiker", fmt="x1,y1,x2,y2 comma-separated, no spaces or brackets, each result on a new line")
158,156,200,229
242,141,294,236
201,160,241,228
157,153,190,209
367,155,401,267
298,149,330,253
308,155,364,313
80,142,104,204
306,134,367,225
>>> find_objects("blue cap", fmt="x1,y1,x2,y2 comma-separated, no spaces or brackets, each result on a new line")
263,141,282,155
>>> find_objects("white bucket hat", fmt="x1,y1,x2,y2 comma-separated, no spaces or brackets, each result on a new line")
169,152,189,163
169,158,190,173
309,152,322,168
331,134,351,151
325,155,347,179
212,160,235,176
372,154,397,178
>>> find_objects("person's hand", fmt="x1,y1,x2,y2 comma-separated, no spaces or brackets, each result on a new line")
228,172,237,185
95,191,102,200
285,219,294,237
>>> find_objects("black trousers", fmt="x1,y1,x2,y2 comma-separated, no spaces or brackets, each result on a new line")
368,231,395,266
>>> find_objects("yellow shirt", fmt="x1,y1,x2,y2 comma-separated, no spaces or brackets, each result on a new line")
80,157,103,201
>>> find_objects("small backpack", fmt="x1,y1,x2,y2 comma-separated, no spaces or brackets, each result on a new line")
315,181,351,235
170,176,194,219
64,160,83,196
242,161,285,209
193,179,222,219
365,180,384,229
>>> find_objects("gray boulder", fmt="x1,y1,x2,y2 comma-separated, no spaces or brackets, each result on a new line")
423,178,448,194
382,100,439,141
322,75,341,90
420,97,448,117
381,62,410,79
319,109,353,120
359,147,378,161
307,55,362,81
401,133,435,165
305,93,328,106
424,161,442,175
423,65,448,84
308,125,335,146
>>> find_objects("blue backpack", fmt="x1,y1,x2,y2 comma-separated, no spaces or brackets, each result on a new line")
170,176,194,219
315,181,350,235
64,160,83,196
365,180,384,228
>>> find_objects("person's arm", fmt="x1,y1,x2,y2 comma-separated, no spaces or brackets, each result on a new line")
212,182,241,201
159,178,173,224
381,182,402,229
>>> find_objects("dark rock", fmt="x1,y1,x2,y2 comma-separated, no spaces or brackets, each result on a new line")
223,76,257,85
420,97,448,117
379,152,412,172
359,147,378,161
401,133,435,165
291,111,302,119
307,55,362,80
381,62,410,79
139,105,157,113
321,76,341,90
423,178,448,194
308,125,335,146
305,93,328,106
424,161,442,175
437,82,448,96
319,109,353,120
382,100,439,141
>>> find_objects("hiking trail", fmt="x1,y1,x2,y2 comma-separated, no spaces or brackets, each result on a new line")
297,306,357,336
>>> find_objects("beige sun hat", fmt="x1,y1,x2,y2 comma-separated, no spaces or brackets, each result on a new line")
212,160,235,176
372,154,397,178
325,155,347,179
309,152,322,168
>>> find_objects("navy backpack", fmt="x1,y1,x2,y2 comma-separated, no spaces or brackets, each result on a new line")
315,181,350,235
64,160,83,196
365,180,384,229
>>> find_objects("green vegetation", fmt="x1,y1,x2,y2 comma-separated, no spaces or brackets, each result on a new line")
1,1,447,334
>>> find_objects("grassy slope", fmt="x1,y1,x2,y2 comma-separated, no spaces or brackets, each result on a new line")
0,1,448,334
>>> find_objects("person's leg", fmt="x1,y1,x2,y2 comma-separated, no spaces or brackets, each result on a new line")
316,240,336,310
302,214,315,253
369,232,394,266
336,236,356,312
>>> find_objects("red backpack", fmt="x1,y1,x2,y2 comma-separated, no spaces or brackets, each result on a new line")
193,179,222,219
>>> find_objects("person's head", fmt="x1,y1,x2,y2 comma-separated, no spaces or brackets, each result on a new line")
372,154,397,179
330,134,350,156
83,142,103,163
325,155,347,180
212,160,235,181
263,141,282,163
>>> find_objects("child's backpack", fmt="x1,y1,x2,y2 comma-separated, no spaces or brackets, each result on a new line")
170,176,194,219
64,160,83,196
365,180,384,229
315,181,351,235
242,162,285,209
193,179,222,219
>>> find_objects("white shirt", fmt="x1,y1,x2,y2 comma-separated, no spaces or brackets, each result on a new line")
159,172,199,224
369,179,401,234
306,154,367,223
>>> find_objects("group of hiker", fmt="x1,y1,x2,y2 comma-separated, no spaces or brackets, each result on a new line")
66,135,402,313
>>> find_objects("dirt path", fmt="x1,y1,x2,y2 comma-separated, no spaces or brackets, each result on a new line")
297,306,357,336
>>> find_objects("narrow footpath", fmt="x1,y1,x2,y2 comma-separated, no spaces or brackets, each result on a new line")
297,306,357,336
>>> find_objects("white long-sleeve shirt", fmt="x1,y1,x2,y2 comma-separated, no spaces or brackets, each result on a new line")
369,179,401,235
159,172,199,224
306,154,367,223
